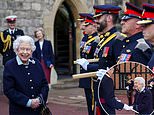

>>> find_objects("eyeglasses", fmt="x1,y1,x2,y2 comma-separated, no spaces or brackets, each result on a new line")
18,47,32,52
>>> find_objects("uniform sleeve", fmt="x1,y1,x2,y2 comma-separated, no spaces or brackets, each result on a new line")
100,76,124,110
131,48,152,65
87,62,99,72
20,29,24,36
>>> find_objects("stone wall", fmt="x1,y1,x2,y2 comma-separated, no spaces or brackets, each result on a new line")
0,0,55,36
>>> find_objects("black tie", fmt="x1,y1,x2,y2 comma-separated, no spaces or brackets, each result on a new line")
11,31,13,35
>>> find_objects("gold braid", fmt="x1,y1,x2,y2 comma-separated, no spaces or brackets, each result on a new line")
0,32,11,52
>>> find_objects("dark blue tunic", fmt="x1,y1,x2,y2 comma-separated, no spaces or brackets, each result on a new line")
79,32,99,88
118,32,152,65
1,28,24,65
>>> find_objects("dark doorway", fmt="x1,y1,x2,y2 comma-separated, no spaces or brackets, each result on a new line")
54,2,76,79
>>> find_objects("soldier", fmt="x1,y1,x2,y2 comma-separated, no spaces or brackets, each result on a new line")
77,13,99,115
0,15,24,65
137,3,154,110
76,5,131,114
118,2,152,65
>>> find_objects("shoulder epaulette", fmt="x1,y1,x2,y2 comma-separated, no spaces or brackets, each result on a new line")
0,32,11,52
115,32,127,41
135,38,150,52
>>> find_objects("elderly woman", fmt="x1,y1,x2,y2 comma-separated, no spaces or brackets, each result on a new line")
3,36,49,115
33,28,54,85
133,77,153,114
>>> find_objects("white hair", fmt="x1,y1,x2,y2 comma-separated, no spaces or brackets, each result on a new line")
134,77,145,86
13,35,36,53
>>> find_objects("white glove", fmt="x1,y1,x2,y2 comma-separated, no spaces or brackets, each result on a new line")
129,106,139,114
126,86,129,90
130,106,133,110
96,69,107,80
123,104,132,110
117,99,121,102
76,58,89,70
115,97,121,102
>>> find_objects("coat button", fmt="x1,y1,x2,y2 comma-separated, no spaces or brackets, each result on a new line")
28,73,30,75
126,40,130,42
31,86,34,89
126,49,131,53
30,79,32,82
32,95,34,97
25,66,28,68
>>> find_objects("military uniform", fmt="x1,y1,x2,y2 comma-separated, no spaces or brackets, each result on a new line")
87,27,125,71
137,3,154,110
118,2,152,65
79,32,99,88
2,28,24,65
148,54,154,70
118,32,152,65
98,75,124,114
78,13,99,115
91,5,127,115
0,15,24,65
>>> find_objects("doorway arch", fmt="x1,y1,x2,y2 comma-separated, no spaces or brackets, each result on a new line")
43,0,88,79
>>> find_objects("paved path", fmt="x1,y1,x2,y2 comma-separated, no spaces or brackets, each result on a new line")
0,78,135,115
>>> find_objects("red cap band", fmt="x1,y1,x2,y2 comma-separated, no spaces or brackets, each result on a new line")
125,9,142,17
142,11,154,19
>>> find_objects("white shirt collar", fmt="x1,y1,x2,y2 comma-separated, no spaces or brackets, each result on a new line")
9,28,15,34
16,56,29,65
140,87,145,92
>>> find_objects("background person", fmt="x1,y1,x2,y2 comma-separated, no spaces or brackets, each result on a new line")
3,35,49,115
137,3,154,109
77,13,99,115
76,5,131,114
118,2,152,65
33,27,54,85
0,15,24,65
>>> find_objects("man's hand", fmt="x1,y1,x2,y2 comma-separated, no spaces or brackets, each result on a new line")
96,69,107,80
76,58,89,70
123,104,132,110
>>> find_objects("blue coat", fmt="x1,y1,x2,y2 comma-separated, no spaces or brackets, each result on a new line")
3,58,49,115
133,88,153,114
33,39,54,67
0,28,24,65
